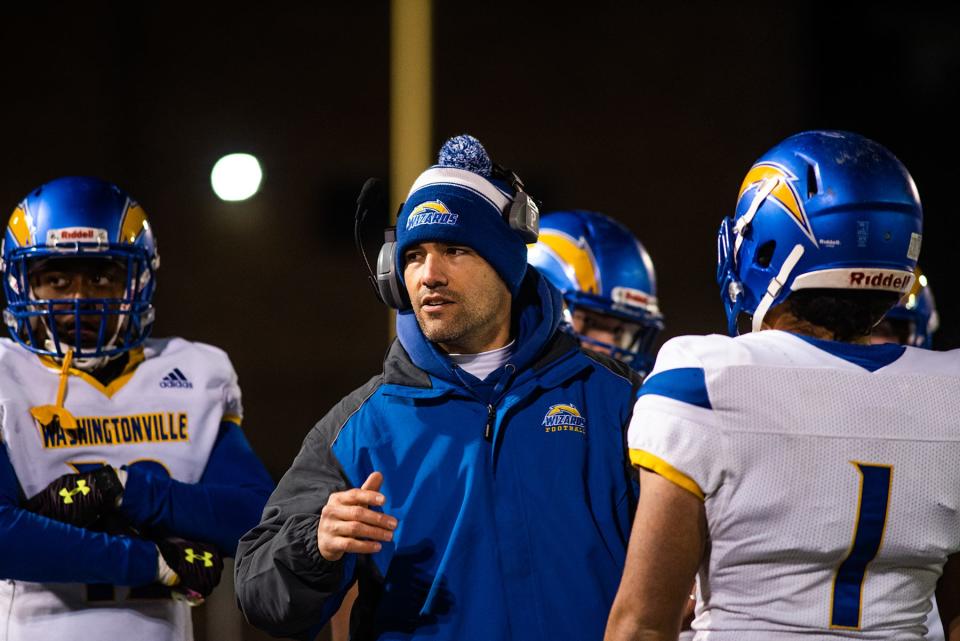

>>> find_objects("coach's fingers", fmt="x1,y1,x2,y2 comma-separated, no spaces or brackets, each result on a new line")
330,487,384,507
318,530,383,561
331,519,395,542
321,503,397,531
331,537,383,556
361,471,383,492
330,472,386,508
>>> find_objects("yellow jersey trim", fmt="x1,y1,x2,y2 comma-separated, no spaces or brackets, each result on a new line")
39,347,146,398
222,413,242,426
630,449,705,501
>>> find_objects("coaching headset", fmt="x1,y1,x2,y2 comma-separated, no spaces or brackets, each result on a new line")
354,166,540,311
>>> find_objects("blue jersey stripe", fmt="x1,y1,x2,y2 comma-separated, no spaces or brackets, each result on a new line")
794,334,905,372
637,367,711,409
831,463,893,629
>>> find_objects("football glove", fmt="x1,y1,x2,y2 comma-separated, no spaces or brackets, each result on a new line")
156,537,224,603
24,465,123,528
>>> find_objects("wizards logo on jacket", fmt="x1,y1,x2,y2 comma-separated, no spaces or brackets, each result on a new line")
542,403,587,435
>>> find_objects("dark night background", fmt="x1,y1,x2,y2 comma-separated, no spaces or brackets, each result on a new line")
2,3,959,639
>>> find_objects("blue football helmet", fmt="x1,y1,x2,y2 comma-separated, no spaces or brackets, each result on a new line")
717,130,923,336
882,268,938,348
528,210,664,373
2,176,159,367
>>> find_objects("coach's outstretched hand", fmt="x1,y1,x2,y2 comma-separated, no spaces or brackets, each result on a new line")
156,537,224,603
317,471,397,561
24,465,123,528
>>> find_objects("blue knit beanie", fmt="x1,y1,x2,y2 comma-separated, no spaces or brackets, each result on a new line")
395,135,528,297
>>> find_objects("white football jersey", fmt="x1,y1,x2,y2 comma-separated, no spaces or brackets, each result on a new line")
628,330,960,640
0,337,241,641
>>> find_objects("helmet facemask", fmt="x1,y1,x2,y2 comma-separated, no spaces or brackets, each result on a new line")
4,247,157,370
566,295,663,376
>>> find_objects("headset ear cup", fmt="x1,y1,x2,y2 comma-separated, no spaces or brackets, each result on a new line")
376,240,410,310
507,191,540,243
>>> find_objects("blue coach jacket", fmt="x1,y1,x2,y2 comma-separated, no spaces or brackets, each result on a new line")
235,269,640,641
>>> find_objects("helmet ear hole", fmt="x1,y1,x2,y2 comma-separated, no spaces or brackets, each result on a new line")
806,161,820,198
755,240,777,268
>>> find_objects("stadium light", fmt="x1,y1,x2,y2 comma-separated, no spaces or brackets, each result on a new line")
211,153,263,202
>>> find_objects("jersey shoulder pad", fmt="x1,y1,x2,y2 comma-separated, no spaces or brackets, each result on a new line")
648,333,747,376
0,337,34,363
890,345,960,377
144,337,235,374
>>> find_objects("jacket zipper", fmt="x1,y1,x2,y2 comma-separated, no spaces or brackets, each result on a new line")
484,404,494,441
450,364,513,444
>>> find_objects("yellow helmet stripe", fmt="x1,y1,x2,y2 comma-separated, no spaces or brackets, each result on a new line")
119,201,149,244
536,230,600,294
738,163,808,229
8,205,32,247
738,162,817,245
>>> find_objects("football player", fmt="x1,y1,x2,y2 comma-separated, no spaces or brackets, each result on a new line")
529,210,693,639
527,210,664,377
0,176,274,641
605,131,960,640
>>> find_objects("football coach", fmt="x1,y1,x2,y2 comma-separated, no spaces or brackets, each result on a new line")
235,135,642,641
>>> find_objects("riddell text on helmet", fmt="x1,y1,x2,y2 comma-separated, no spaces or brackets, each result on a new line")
848,271,911,291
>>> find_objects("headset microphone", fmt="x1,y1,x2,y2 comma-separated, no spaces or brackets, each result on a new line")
354,178,411,310
353,178,389,305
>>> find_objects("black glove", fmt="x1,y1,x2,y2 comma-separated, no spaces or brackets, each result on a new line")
24,465,123,528
156,537,224,601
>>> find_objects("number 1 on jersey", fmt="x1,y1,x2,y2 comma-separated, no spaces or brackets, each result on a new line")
830,462,892,629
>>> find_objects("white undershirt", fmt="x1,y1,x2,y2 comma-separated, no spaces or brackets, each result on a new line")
448,340,515,380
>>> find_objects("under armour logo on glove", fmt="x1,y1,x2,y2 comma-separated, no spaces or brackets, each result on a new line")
156,537,224,602
24,465,123,528
58,480,91,504
184,548,215,567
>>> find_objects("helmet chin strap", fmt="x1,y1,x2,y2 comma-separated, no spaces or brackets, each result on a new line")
751,244,805,333
28,285,128,371
40,318,125,372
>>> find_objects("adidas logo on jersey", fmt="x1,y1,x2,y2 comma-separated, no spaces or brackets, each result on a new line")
159,368,193,389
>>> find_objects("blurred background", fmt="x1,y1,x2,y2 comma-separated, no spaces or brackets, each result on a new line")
2,2,959,639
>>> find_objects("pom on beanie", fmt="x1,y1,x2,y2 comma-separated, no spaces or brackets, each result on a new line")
438,134,494,176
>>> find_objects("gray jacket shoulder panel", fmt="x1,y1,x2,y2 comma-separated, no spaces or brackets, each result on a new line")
580,346,643,391
382,339,432,388
234,373,385,638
